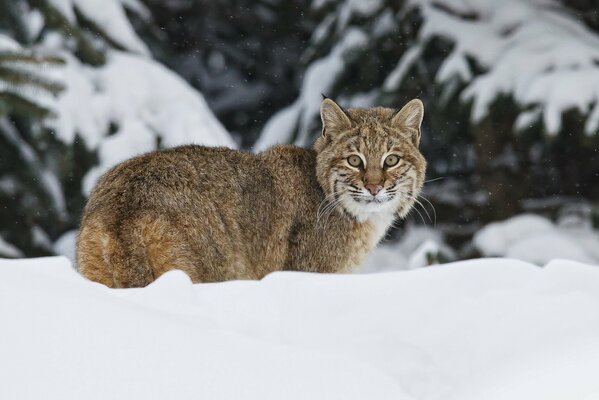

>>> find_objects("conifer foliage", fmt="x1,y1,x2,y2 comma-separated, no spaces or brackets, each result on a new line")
0,0,597,258
0,0,230,257
254,0,599,244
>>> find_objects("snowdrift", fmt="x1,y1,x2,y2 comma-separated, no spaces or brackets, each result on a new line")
1,257,599,399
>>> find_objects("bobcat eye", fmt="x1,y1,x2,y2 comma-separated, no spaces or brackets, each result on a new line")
347,155,363,168
384,154,400,167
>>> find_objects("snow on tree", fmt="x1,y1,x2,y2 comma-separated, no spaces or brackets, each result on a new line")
0,34,64,118
255,0,405,150
259,0,599,145
386,0,599,136
0,0,234,257
44,51,235,196
255,27,370,150
1,0,597,259
143,0,315,146
45,0,151,56
253,0,599,249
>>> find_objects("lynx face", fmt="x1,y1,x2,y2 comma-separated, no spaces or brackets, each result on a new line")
315,99,426,222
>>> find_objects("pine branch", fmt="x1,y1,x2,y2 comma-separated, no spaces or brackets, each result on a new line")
0,65,65,94
28,0,106,66
0,92,54,119
0,47,65,119
0,51,65,65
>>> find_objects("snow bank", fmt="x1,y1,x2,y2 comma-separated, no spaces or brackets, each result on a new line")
2,256,599,400
474,214,599,265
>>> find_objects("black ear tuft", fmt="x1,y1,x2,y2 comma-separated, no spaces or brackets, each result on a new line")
321,93,329,100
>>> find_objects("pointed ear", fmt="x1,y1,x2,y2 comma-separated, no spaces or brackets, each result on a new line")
391,99,424,146
320,98,351,136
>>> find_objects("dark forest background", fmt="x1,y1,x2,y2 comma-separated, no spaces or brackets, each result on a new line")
0,0,598,260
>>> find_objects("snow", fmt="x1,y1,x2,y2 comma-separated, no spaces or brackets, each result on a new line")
0,35,64,124
474,214,599,265
53,229,77,263
408,240,442,269
262,0,599,146
2,256,599,399
360,226,455,273
311,14,335,45
372,9,396,38
46,0,150,55
337,0,383,31
254,102,299,151
266,0,599,144
0,119,67,219
395,0,599,135
0,34,21,51
82,119,156,195
254,28,368,150
361,212,599,273
384,44,424,91
360,245,409,273
41,51,236,195
31,226,53,250
0,237,23,258
311,0,336,11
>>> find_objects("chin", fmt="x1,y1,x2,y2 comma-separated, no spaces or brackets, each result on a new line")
343,196,397,222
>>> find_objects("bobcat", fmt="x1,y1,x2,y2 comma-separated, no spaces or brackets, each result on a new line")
77,98,426,287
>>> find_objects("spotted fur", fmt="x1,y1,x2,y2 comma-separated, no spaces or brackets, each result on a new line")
77,99,426,287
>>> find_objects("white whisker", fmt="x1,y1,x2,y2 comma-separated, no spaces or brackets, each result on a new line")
418,194,437,226
424,176,445,183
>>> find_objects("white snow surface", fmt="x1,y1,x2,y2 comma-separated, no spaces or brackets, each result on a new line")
1,256,599,399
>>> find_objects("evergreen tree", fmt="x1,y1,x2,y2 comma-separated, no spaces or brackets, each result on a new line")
143,0,314,146
254,0,599,252
0,0,229,257
1,0,597,259
0,1,72,256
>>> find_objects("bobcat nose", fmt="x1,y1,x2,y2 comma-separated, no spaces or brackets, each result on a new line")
364,184,382,196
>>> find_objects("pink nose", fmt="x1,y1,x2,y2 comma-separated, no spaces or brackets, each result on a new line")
364,184,382,196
